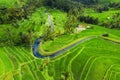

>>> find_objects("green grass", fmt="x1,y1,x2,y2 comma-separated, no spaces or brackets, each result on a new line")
84,8,120,23
39,25,120,80
42,25,120,52
50,38,120,80
0,25,120,80
0,49,14,73
0,46,46,80
0,58,5,76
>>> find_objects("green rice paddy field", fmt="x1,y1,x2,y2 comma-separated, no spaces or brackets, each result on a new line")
0,25,120,80
0,0,120,80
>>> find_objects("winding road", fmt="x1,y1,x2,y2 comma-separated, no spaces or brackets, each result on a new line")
32,38,45,58
32,36,120,58
32,36,95,58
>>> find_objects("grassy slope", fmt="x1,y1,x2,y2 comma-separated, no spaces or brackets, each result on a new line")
46,37,120,80
1,23,120,80
84,8,120,23
0,47,46,80
42,25,120,52
1,34,120,80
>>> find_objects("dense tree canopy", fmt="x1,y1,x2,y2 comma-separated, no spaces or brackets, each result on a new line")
43,0,83,12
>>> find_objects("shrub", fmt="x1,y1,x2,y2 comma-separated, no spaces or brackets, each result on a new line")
102,33,109,37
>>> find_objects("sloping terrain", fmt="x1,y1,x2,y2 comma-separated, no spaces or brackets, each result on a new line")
0,26,120,80
0,0,120,80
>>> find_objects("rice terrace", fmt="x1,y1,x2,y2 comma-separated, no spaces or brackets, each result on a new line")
0,0,120,80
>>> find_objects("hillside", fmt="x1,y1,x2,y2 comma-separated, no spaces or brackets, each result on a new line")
0,26,120,80
0,0,120,80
